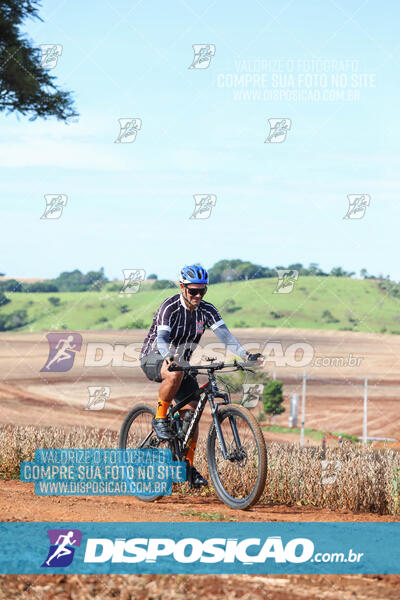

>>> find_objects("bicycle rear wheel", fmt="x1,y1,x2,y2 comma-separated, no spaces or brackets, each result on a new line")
207,404,267,510
119,403,165,502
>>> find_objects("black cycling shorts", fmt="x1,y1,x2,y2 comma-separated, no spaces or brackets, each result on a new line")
140,352,200,404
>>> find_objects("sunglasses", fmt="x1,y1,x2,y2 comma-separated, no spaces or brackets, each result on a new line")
185,286,207,297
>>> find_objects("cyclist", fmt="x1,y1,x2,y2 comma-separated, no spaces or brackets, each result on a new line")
139,263,263,488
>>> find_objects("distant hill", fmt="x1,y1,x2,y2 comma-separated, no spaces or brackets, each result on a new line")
0,277,399,334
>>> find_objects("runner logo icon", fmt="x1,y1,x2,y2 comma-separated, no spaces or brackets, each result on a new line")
39,44,63,69
41,332,82,372
189,194,217,220
265,118,291,143
41,529,82,568
114,118,142,144
188,44,216,69
40,194,67,219
343,194,371,219
274,269,299,294
120,269,146,294
241,384,264,409
85,386,110,410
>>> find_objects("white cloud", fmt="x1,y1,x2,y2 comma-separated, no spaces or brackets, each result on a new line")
0,138,134,170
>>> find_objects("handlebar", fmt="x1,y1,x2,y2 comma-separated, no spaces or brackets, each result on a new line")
167,359,258,373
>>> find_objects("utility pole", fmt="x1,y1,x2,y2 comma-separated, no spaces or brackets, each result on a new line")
300,368,307,447
363,377,368,446
289,393,299,428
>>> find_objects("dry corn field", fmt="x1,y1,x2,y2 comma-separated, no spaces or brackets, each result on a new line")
1,424,400,515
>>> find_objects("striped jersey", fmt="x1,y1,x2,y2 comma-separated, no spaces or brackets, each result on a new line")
140,293,224,361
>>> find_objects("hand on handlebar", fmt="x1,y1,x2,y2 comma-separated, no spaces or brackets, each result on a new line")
166,354,190,371
244,352,264,367
165,354,180,370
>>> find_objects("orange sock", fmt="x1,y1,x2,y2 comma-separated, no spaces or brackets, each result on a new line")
186,440,197,466
155,398,171,419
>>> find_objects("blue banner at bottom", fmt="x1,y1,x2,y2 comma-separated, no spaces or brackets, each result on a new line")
0,522,399,574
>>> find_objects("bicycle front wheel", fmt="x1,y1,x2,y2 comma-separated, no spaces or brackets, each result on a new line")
207,404,267,510
119,403,165,503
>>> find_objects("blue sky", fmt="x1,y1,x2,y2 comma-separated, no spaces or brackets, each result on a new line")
1,0,399,281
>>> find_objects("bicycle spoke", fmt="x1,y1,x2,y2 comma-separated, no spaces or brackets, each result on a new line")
215,415,259,498
207,405,267,508
125,411,157,450
119,404,165,503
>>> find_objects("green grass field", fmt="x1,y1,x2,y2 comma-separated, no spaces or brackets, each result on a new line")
2,277,400,334
261,425,359,443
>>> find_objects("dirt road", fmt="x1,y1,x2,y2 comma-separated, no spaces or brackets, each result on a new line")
0,573,399,600
2,480,399,523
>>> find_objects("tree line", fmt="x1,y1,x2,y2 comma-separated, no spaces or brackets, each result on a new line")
0,268,108,293
0,261,396,296
206,260,391,284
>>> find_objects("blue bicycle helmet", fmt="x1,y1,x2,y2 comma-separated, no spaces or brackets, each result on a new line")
180,263,209,284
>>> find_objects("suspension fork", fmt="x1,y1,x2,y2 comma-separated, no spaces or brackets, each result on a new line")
207,371,243,459
228,414,243,451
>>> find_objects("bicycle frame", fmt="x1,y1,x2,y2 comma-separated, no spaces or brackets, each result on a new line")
168,363,245,461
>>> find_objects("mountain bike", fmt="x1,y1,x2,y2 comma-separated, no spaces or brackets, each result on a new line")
119,358,267,510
